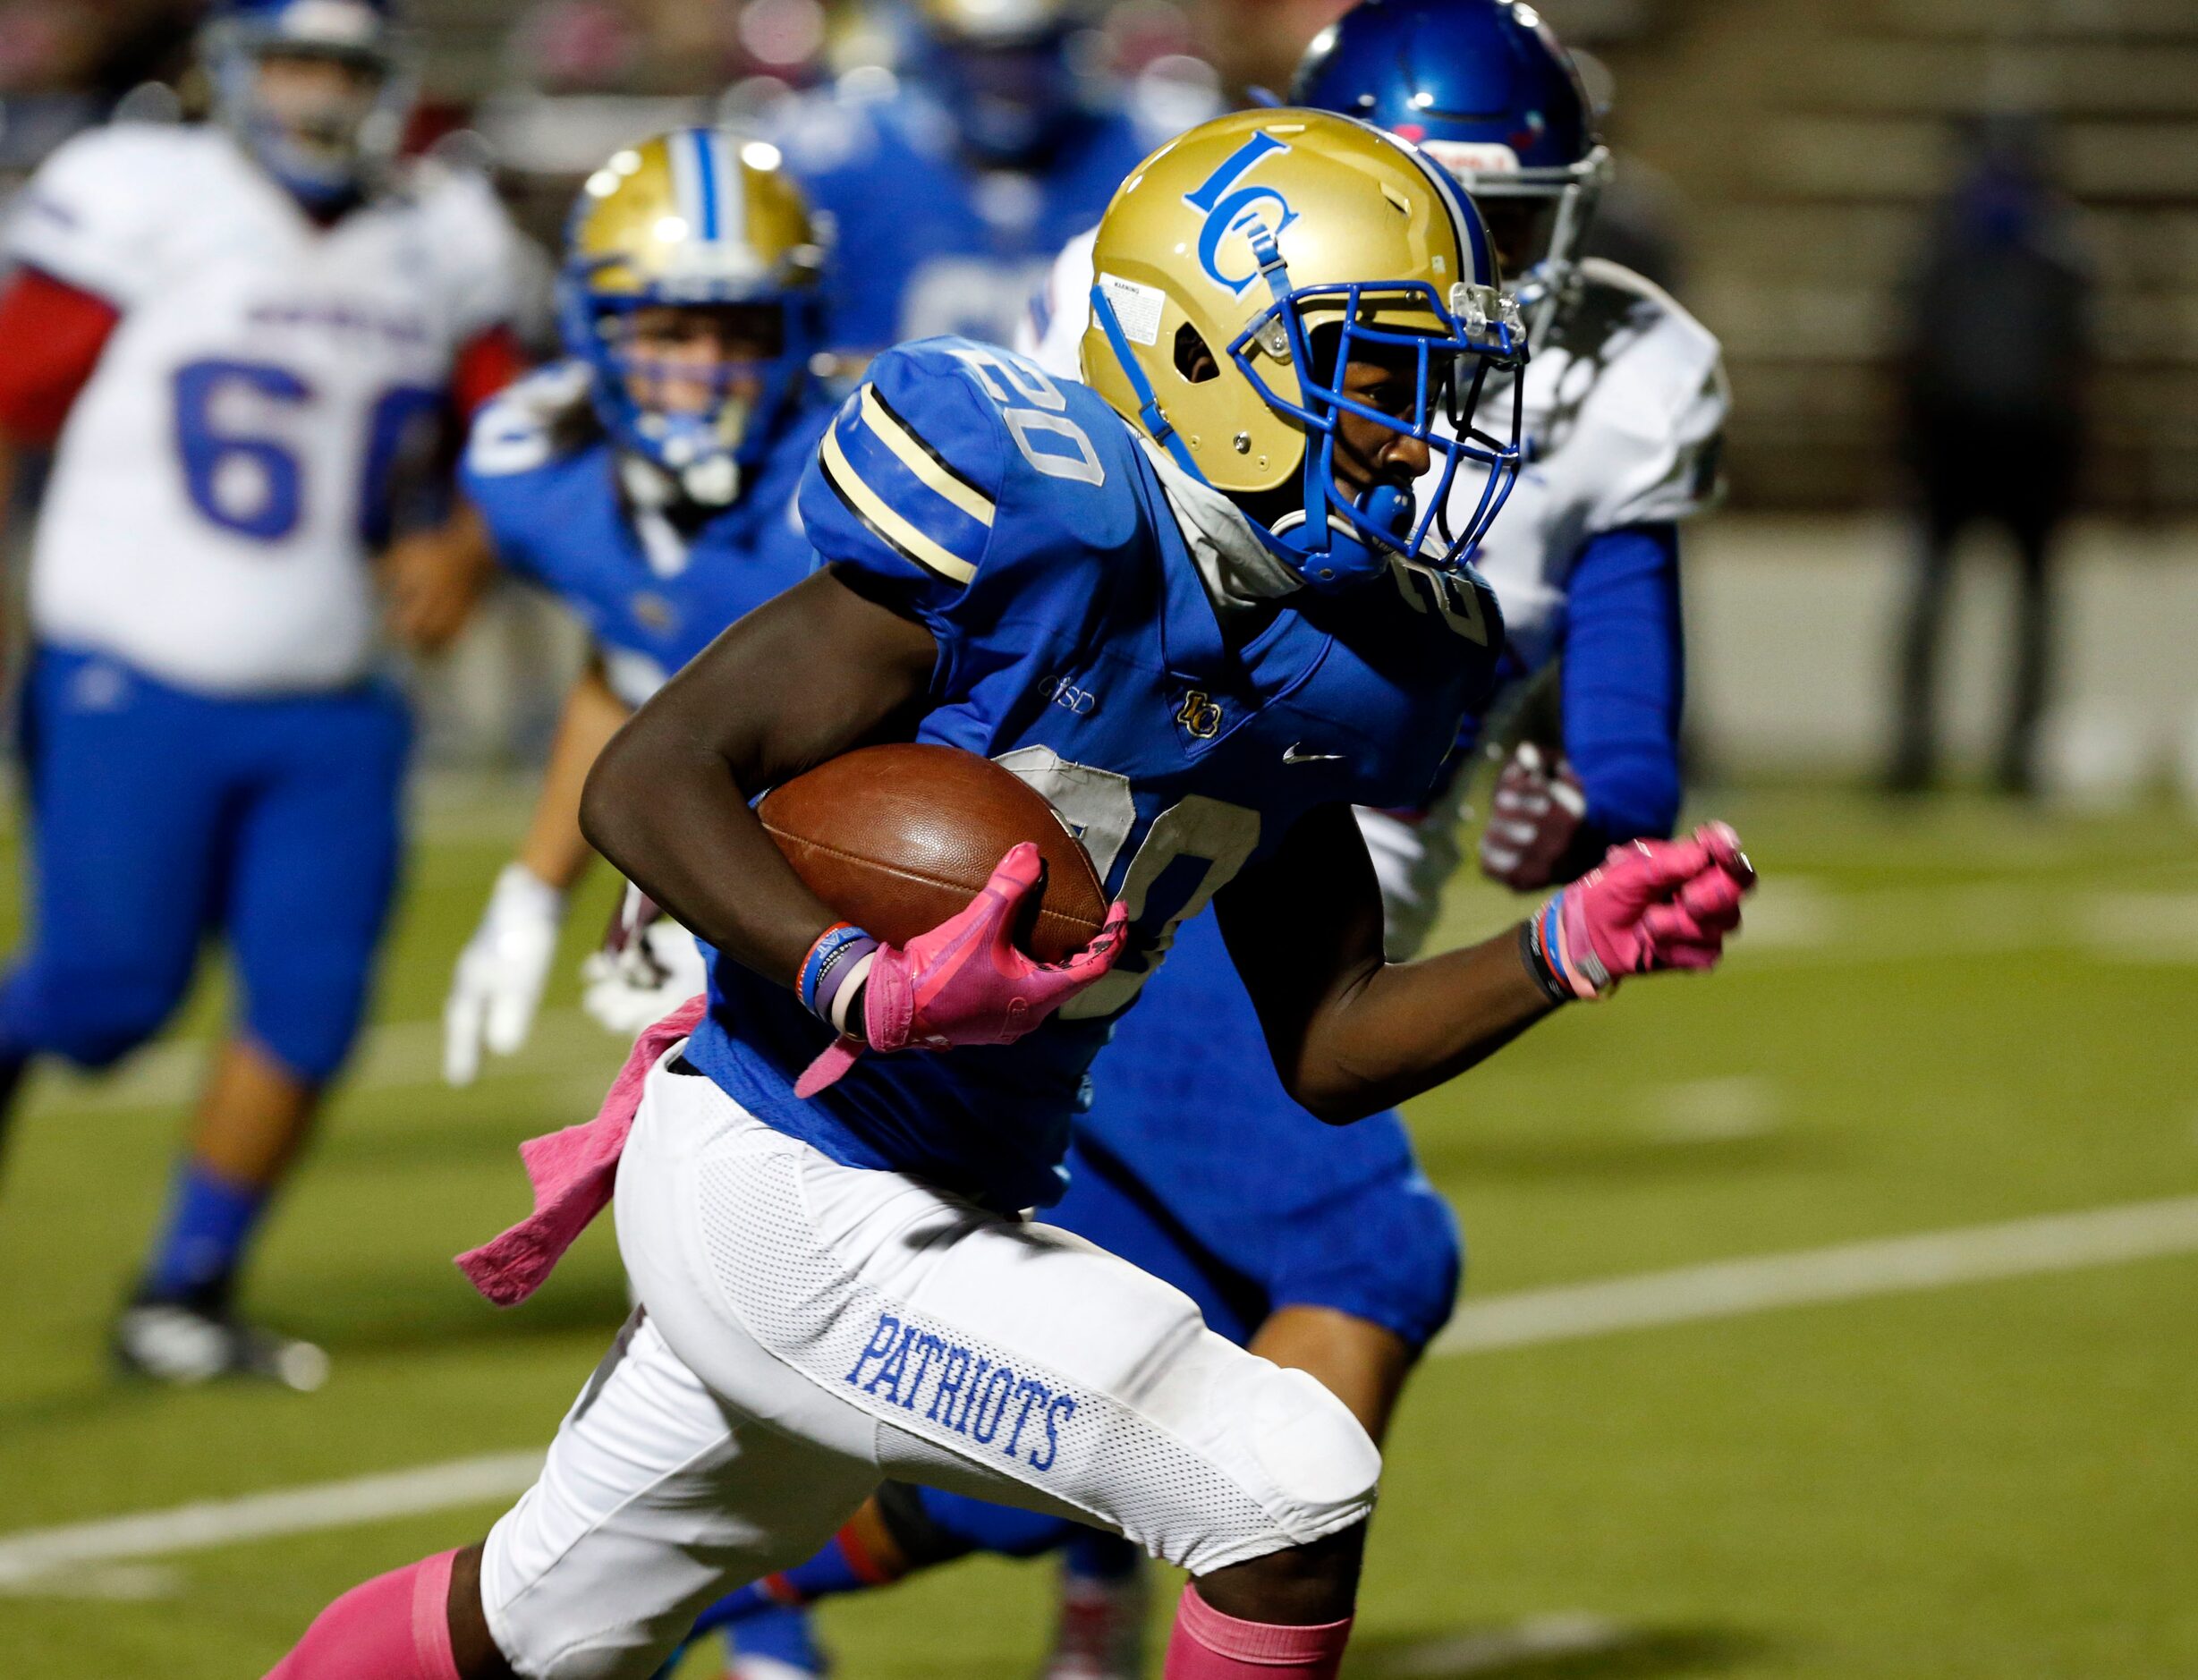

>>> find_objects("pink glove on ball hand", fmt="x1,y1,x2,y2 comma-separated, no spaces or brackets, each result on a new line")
797,843,1129,1097
1525,822,1755,1002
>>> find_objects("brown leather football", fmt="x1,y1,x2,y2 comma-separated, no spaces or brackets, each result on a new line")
758,743,1108,963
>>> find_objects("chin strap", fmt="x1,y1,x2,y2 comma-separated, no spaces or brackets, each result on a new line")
1090,284,1203,479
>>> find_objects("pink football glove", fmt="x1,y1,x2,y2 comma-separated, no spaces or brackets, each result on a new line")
1525,821,1755,1002
1479,742,1591,890
796,843,1129,1098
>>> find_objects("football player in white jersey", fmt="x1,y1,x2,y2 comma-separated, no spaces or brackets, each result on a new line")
0,0,526,1386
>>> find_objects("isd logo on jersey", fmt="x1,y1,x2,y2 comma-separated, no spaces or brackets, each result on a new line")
1175,690,1224,740
1183,132,1298,296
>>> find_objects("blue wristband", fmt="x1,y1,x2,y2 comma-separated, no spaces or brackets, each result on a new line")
798,923,877,1023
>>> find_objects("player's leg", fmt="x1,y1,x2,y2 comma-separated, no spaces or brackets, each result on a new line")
272,1309,882,1680
676,1116,1261,1668
117,681,409,1387
1999,450,2066,799
640,1059,1378,1676
1889,420,1970,793
0,649,225,1182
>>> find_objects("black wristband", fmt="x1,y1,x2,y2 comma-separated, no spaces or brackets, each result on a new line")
1518,918,1572,1006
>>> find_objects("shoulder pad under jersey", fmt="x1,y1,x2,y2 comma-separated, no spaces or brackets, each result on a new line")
399,157,530,341
1557,259,1729,531
7,123,217,307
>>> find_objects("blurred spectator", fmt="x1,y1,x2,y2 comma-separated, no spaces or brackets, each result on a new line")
1888,115,2093,798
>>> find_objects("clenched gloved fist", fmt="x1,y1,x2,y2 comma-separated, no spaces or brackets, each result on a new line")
1521,822,1755,1002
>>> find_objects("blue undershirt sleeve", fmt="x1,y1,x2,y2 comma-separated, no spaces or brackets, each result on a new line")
1560,522,1685,842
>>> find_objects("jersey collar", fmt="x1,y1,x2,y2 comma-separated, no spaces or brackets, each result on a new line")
1140,437,1301,624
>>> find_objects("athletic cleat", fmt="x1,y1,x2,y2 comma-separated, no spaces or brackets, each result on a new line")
727,1657,822,1680
1039,1557,1150,1680
112,1290,329,1391
725,1603,827,1680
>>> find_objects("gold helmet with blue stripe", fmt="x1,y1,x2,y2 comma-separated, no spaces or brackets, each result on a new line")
561,127,827,505
1083,108,1526,590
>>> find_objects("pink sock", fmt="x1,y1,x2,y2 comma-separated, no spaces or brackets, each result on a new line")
266,1549,462,1680
1164,1582,1354,1677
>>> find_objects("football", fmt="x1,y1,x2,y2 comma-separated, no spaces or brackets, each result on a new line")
758,743,1109,963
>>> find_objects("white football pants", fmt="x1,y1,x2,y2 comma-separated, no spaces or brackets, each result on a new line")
479,1049,1380,1679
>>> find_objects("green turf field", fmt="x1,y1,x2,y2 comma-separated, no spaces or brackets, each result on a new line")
2,781,2194,1678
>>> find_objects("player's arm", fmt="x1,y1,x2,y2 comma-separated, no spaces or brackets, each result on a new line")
380,328,531,650
445,660,632,1083
1481,522,1686,889
581,564,939,984
1561,522,1685,839
0,264,122,547
1221,798,1752,1124
520,661,629,892
1219,803,1555,1122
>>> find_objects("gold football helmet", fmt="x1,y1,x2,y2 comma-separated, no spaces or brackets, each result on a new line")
562,128,827,504
1082,108,1525,588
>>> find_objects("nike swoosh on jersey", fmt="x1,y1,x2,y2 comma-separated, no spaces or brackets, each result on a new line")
1283,743,1345,765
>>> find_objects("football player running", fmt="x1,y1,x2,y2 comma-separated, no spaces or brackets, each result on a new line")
768,0,1209,354
691,4,1728,1674
442,130,837,1094
267,109,1750,1680
0,0,524,1386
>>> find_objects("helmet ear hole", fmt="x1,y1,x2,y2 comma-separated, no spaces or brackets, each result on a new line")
1173,321,1219,385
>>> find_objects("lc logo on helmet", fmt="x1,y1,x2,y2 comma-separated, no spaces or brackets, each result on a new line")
1182,132,1300,297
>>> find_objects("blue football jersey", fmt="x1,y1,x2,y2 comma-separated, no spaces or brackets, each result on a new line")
772,84,1176,353
462,367,838,698
685,338,1504,1212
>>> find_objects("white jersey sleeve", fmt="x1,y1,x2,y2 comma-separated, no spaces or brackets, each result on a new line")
405,158,527,344
1566,259,1728,534
8,124,183,307
1019,226,1099,384
1457,258,1727,665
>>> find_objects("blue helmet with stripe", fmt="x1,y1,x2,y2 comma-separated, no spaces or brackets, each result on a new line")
203,0,412,210
560,130,830,505
1292,0,1608,335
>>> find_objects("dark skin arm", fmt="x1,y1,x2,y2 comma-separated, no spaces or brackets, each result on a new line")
579,564,938,987
1218,801,1557,1124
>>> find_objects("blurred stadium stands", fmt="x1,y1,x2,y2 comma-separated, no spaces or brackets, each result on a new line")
4,0,2197,786
9,0,2192,514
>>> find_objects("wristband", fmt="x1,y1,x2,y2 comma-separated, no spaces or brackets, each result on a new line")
798,922,879,1037
1519,897,1575,1005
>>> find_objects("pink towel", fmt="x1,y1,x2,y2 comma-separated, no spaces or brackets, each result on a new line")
454,996,708,1307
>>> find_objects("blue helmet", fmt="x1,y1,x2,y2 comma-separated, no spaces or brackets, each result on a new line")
1292,0,1608,335
908,0,1099,164
203,0,412,210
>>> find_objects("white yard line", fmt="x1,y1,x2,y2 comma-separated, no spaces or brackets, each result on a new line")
1432,1193,2198,1355
0,1452,544,1590
3,1195,2196,1591
1384,1613,1630,1675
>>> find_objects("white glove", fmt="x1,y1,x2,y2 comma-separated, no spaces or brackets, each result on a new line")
444,862,567,1086
580,880,709,1037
